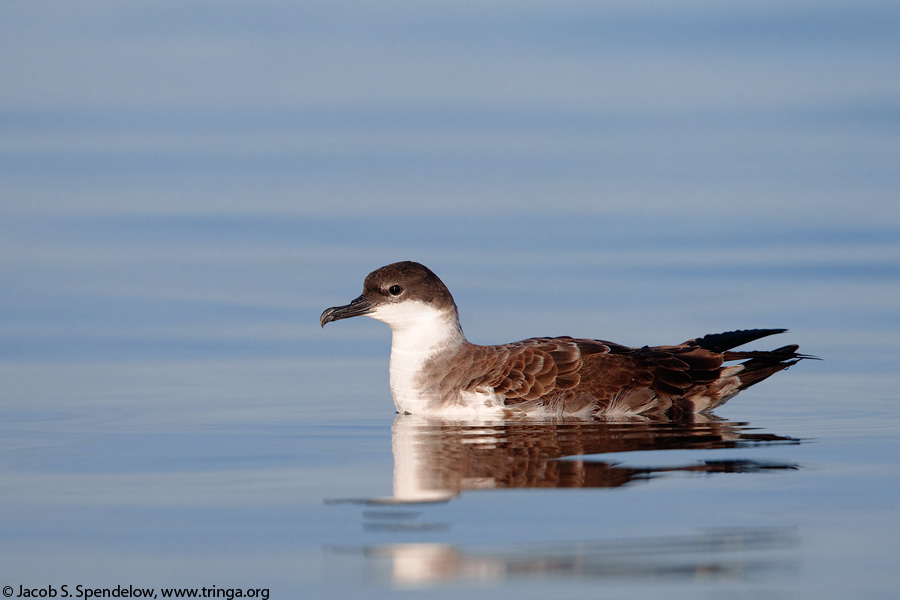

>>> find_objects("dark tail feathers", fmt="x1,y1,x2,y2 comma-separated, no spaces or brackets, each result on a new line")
693,329,817,390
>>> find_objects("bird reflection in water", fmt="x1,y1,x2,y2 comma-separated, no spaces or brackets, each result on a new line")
357,527,798,586
329,414,799,503
326,414,800,585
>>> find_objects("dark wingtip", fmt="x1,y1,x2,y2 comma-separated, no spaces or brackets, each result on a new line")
693,328,790,353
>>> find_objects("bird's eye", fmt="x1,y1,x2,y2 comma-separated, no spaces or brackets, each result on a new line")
388,285,403,296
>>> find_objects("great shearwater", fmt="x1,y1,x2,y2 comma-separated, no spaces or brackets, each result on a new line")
320,261,810,418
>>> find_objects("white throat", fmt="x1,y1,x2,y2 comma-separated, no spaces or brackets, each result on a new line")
366,301,466,413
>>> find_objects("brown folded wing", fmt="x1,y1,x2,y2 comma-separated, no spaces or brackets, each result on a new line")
461,337,730,414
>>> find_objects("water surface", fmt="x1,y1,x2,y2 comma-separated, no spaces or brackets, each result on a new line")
2,2,900,598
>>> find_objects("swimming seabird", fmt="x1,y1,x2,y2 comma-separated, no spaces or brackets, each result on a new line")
320,261,809,418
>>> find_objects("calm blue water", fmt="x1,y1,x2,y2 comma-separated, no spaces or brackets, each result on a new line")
2,2,900,599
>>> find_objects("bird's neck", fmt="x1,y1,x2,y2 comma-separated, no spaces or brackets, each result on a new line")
384,309,467,413
389,308,466,354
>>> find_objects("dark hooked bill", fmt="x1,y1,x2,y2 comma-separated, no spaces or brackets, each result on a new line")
320,295,374,327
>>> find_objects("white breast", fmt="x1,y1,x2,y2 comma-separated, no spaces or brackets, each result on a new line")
365,300,470,414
